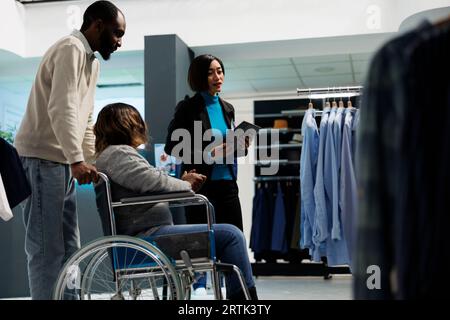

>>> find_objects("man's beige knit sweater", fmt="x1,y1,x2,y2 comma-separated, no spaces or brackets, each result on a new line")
15,30,99,164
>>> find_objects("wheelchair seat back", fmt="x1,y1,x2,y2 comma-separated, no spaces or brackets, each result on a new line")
95,182,110,235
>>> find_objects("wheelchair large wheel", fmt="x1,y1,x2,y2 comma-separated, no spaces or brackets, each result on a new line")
53,236,183,300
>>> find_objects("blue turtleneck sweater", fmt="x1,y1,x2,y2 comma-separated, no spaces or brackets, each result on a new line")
201,91,233,180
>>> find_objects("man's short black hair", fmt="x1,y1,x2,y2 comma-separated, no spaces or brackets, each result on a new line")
188,54,225,92
80,1,122,31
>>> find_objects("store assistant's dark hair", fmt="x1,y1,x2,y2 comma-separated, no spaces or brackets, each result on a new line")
94,103,148,155
188,54,225,92
80,1,122,32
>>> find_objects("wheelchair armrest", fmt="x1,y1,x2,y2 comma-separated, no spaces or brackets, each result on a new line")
98,172,215,228
116,191,215,228
120,190,195,203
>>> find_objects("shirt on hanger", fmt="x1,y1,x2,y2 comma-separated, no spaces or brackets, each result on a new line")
312,106,330,261
339,107,358,267
323,107,349,266
299,108,319,251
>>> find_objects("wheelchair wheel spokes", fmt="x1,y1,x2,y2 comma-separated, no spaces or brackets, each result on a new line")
54,236,183,300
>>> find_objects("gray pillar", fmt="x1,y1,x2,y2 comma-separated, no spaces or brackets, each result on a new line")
144,34,194,166
144,35,194,224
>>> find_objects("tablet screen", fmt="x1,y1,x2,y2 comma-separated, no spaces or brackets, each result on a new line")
234,121,261,132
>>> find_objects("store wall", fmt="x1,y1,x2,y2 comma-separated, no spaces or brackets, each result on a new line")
2,0,448,57
0,0,25,56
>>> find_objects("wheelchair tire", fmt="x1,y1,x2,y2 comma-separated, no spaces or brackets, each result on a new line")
53,236,183,300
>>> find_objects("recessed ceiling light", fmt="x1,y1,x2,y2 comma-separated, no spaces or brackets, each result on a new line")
314,66,335,73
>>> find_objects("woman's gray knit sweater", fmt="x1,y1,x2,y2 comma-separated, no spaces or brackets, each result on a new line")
95,144,191,236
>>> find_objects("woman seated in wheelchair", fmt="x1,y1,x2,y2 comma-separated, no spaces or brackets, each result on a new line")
94,102,257,300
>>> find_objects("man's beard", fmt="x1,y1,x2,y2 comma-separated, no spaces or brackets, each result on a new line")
98,50,111,61
98,31,113,60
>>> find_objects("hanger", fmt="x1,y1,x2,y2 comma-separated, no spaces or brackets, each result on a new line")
338,88,345,108
308,89,314,109
347,88,353,108
331,87,338,108
325,87,331,108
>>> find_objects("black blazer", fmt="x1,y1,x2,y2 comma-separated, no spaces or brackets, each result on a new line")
164,92,237,181
0,138,31,209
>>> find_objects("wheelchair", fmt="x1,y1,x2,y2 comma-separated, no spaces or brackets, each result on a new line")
53,172,250,300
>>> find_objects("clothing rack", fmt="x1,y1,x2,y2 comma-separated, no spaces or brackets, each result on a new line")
275,86,363,117
251,96,352,279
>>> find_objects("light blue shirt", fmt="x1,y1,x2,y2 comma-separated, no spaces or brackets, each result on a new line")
299,109,319,251
323,106,349,266
351,109,360,164
340,108,358,266
313,107,330,246
331,106,345,240
201,91,233,180
311,106,330,261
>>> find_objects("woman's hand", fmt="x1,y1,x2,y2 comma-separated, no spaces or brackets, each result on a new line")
211,143,235,160
237,136,251,150
181,170,207,192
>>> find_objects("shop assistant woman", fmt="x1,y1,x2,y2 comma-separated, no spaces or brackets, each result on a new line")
165,54,249,231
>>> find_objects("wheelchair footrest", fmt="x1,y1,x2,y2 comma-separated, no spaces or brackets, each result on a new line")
145,231,211,260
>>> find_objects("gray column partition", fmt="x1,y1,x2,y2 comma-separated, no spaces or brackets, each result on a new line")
144,34,194,166
144,35,194,225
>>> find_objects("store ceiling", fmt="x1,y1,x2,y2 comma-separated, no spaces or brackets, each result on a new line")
0,47,373,98
223,53,371,97
94,50,373,98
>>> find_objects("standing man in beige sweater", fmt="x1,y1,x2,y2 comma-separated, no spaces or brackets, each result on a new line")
14,1,126,300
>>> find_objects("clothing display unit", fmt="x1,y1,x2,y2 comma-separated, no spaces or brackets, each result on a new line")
250,89,359,277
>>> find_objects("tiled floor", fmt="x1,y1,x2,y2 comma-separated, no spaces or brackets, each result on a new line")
190,274,353,300
255,275,353,300
3,275,353,300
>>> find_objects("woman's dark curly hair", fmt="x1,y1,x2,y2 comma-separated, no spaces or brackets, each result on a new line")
94,102,148,155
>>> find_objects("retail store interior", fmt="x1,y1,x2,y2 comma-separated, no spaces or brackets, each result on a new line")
1,0,450,300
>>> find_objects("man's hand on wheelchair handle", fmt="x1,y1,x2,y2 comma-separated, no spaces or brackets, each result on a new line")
182,170,207,192
70,161,99,185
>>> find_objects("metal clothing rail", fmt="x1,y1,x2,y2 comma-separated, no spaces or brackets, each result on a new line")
296,86,363,99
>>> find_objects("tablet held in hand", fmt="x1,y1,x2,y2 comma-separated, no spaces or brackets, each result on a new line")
234,121,261,132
